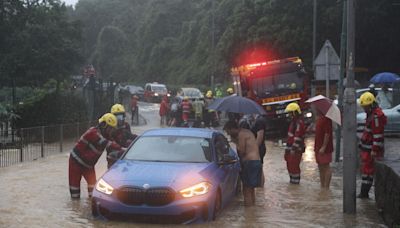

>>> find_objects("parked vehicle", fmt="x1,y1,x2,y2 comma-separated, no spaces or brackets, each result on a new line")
357,104,400,134
334,87,393,113
176,88,204,103
92,128,241,224
144,82,169,103
124,85,144,100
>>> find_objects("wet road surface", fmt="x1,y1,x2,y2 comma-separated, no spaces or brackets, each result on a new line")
0,102,390,227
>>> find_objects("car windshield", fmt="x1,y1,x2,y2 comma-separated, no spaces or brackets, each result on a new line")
124,136,212,163
152,85,167,93
182,88,202,98
250,71,304,98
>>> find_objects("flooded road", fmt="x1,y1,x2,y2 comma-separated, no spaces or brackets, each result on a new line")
0,102,388,227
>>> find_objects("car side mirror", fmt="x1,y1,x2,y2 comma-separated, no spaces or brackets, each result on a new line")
218,154,238,166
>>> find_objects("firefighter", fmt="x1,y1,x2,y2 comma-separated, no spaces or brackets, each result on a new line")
204,90,215,127
109,104,137,168
215,84,223,98
69,113,125,199
181,96,191,127
226,87,234,95
284,103,306,184
358,92,387,198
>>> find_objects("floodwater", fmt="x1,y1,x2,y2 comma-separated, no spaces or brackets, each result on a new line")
0,102,387,227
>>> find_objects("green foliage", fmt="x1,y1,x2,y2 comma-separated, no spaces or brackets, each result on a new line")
15,91,88,128
0,0,83,87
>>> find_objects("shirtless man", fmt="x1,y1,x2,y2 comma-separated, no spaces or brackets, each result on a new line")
224,120,262,206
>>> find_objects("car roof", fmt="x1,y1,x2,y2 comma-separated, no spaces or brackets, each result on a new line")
181,87,200,91
146,83,166,87
141,128,219,139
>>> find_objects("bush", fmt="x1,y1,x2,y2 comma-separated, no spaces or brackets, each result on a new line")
15,92,88,128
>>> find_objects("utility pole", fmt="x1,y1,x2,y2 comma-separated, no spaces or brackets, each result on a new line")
335,0,347,162
210,0,215,92
312,0,317,67
343,0,357,214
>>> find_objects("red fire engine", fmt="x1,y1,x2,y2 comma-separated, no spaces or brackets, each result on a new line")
231,57,312,135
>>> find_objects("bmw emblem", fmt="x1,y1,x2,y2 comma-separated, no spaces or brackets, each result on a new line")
143,183,150,189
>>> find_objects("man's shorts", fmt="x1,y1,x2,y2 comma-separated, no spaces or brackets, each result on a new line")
315,152,332,165
240,160,262,188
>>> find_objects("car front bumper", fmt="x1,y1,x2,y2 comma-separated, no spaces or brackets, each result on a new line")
91,189,216,224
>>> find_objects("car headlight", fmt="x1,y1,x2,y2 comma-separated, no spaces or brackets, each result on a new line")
305,112,313,118
96,178,114,195
179,182,211,198
154,93,159,96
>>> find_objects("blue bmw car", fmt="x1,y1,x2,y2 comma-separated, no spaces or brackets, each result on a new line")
92,128,241,224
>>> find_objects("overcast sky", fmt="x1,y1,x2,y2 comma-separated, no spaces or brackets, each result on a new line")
62,0,79,6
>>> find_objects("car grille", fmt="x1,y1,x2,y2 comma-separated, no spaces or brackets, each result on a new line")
116,187,175,206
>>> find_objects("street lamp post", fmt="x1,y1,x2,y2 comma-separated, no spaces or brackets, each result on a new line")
343,0,357,214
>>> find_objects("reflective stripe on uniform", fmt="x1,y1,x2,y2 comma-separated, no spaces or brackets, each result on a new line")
80,138,102,155
373,134,384,139
288,132,294,137
71,150,92,169
374,116,379,127
71,193,80,198
360,144,372,149
98,133,107,145
290,173,300,178
69,186,80,190
292,143,299,148
294,137,302,141
373,141,383,147
362,180,372,185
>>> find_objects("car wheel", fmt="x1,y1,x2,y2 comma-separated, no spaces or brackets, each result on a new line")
91,199,98,217
212,190,221,221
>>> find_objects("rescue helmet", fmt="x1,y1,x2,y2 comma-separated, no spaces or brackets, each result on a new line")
183,96,189,101
359,92,375,107
206,90,213,98
227,88,234,94
98,113,117,128
285,102,301,114
111,104,125,114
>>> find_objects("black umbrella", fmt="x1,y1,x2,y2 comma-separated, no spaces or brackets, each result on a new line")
207,95,266,115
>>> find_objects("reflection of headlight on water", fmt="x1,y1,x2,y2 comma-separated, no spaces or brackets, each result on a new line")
305,112,313,118
154,93,159,96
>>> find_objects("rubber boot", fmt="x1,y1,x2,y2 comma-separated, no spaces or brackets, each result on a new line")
357,183,371,199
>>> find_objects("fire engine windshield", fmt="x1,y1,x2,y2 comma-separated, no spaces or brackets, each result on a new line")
249,72,303,98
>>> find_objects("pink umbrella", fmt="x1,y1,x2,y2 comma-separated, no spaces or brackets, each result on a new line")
306,95,342,126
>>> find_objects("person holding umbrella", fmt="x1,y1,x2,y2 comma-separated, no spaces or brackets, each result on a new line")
284,103,306,184
358,92,387,198
223,120,262,206
376,84,393,109
306,95,341,189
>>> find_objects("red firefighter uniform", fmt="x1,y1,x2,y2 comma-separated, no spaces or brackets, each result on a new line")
107,122,137,168
358,106,387,195
284,117,306,184
69,127,123,198
181,98,191,122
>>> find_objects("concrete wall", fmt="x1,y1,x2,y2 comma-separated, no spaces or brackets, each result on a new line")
375,159,400,227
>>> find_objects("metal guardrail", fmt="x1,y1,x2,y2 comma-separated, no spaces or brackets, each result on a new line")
0,121,97,167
